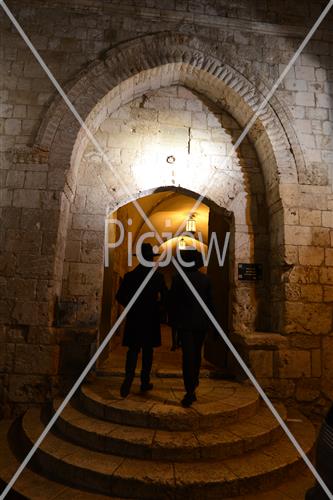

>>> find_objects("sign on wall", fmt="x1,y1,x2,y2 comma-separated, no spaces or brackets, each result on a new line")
238,263,263,281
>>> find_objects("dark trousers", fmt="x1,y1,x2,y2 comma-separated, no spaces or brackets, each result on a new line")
179,329,206,395
171,327,181,349
124,346,153,385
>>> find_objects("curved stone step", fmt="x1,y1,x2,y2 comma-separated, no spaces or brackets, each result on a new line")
53,398,286,461
79,377,260,430
21,408,315,499
0,418,315,500
0,420,117,500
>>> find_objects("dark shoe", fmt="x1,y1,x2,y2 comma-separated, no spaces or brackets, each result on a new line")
181,393,197,407
120,379,132,398
140,382,153,392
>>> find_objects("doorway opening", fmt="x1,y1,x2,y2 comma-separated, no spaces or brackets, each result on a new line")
98,187,233,374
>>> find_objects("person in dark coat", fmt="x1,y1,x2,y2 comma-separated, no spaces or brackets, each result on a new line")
169,248,214,407
116,243,166,397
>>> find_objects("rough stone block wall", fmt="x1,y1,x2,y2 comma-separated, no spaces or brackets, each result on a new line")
0,0,332,416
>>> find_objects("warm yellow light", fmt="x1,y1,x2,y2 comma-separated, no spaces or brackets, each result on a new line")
186,216,196,233
158,236,207,254
178,237,186,250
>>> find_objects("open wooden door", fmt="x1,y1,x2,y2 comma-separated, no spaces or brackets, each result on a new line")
204,208,231,370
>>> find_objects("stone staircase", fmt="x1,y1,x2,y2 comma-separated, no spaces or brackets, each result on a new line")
0,375,317,499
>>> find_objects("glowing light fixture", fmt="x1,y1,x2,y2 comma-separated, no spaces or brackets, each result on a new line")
186,214,196,233
178,237,186,250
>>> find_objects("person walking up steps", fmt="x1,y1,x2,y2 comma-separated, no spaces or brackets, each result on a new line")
116,243,167,398
169,248,214,407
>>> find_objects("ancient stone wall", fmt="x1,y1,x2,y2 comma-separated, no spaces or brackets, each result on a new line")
0,0,332,416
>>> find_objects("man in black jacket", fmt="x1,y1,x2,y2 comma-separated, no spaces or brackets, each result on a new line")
116,243,166,397
169,249,214,407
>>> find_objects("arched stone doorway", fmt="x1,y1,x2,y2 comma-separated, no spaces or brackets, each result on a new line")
35,33,301,345
27,32,309,393
56,79,272,341
97,186,234,372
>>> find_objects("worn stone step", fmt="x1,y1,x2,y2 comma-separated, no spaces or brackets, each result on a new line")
79,376,260,430
0,420,117,500
21,408,315,499
53,398,286,461
0,420,317,500
226,468,315,500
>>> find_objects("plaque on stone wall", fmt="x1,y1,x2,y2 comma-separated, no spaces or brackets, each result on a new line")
238,263,263,281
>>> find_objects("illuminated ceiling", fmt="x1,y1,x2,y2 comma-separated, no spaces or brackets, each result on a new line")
109,191,210,249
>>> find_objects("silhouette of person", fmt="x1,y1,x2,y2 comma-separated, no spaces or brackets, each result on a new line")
169,248,214,407
170,325,181,351
116,243,166,397
166,280,181,351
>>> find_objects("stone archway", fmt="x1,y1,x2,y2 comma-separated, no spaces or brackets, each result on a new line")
33,32,302,337
36,32,302,186
57,81,273,338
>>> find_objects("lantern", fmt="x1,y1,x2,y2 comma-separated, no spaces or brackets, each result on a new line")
186,215,196,233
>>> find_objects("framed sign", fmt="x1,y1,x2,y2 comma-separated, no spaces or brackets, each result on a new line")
238,263,263,281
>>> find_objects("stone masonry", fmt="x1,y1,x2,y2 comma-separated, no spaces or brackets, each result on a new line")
0,0,333,417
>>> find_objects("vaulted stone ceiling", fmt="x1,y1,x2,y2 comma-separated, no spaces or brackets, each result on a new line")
129,191,209,246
